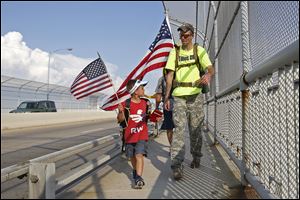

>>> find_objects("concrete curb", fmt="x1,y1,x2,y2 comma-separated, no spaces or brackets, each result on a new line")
1,111,116,130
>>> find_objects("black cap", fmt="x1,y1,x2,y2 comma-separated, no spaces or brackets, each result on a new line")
177,23,194,34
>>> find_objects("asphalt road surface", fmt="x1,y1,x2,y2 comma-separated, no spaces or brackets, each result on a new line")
1,119,119,168
1,119,120,199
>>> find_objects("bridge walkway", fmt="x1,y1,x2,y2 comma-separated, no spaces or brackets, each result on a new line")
59,130,258,199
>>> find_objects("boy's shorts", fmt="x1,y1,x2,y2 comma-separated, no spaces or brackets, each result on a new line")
125,140,148,158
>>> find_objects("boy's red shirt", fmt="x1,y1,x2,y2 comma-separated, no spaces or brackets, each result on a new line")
122,99,148,143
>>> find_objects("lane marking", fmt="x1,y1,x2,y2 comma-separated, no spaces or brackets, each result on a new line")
81,128,104,134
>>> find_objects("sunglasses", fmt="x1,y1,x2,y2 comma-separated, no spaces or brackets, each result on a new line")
180,33,192,39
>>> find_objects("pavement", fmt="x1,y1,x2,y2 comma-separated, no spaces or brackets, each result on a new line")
59,130,258,199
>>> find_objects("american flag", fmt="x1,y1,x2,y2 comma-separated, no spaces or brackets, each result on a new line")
70,57,113,100
101,17,174,111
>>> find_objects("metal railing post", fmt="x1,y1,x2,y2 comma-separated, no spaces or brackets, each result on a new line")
240,1,251,186
28,162,56,199
213,95,217,144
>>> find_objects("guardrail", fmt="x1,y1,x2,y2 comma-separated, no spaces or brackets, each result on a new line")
1,133,120,199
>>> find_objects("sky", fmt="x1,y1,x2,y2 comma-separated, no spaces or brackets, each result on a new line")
1,1,167,96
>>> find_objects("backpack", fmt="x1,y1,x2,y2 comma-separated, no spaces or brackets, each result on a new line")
174,43,209,93
119,97,151,129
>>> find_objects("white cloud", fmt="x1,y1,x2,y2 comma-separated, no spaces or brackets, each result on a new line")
1,31,124,96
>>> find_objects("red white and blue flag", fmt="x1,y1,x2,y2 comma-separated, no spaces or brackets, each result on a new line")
70,57,113,100
101,17,174,111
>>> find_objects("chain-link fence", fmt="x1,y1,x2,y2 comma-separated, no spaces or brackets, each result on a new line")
202,1,299,199
1,75,107,113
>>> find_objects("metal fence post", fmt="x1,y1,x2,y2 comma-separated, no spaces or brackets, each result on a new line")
28,162,56,199
240,1,251,186
214,95,217,144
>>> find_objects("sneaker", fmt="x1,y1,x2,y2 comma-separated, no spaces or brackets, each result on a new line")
132,170,137,180
134,176,145,189
173,167,183,180
190,158,200,168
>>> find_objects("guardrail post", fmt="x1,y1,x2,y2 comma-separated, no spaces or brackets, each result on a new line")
28,162,56,199
240,0,251,186
213,95,217,144
240,76,249,186
206,95,209,131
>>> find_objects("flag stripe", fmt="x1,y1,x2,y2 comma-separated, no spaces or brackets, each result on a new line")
101,93,131,110
77,83,113,100
71,73,86,90
71,74,110,93
73,79,111,97
73,72,84,84
102,89,128,107
74,81,113,99
146,52,170,65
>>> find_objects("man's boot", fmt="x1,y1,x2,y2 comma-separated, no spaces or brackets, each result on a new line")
190,157,200,168
173,166,183,180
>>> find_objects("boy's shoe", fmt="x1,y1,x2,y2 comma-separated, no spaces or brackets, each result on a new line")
134,176,145,189
173,167,183,180
190,157,201,168
132,170,137,180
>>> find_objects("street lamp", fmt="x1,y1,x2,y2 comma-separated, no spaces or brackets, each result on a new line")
47,48,73,100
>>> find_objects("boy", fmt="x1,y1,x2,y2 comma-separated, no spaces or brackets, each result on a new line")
117,79,151,189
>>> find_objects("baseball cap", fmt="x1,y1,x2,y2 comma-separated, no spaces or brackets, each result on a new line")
177,23,194,34
127,79,148,94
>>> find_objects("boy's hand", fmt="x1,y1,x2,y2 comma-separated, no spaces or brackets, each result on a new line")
118,104,124,112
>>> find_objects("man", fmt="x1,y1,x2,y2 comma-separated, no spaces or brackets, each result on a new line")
164,23,214,180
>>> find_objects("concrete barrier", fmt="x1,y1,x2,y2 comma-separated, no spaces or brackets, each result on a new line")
1,111,116,130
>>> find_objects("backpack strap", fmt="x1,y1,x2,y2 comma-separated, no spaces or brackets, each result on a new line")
120,98,131,128
174,44,180,70
193,43,200,71
124,98,131,121
141,97,151,122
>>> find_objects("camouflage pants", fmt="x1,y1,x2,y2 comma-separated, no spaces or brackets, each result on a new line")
171,93,205,169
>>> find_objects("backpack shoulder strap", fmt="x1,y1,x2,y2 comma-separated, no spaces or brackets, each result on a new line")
124,98,131,120
193,43,201,70
194,43,207,75
140,97,151,112
119,98,131,129
174,44,180,70
125,98,131,109
140,97,151,121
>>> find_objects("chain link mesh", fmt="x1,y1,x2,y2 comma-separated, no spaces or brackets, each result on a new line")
249,1,299,69
204,1,298,199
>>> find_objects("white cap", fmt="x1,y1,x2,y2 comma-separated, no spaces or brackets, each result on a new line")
128,79,148,94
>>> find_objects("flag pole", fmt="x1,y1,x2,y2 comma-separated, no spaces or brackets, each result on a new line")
97,52,128,127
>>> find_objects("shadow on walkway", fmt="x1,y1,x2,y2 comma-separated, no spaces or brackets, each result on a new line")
60,130,254,199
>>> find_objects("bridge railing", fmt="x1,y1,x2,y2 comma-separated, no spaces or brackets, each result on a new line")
204,40,299,199
1,133,121,199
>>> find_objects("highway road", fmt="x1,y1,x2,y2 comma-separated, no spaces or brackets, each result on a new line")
1,119,119,168
1,119,120,199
